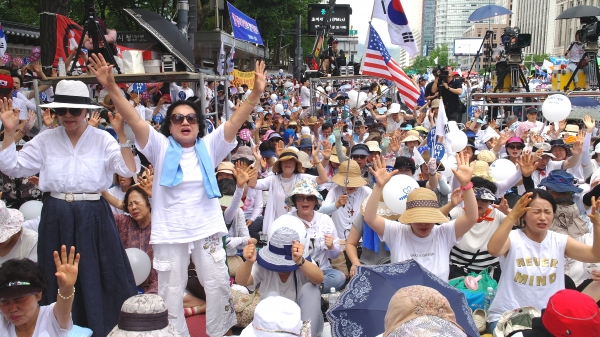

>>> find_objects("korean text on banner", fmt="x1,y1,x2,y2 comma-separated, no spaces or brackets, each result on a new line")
232,69,255,90
227,2,264,45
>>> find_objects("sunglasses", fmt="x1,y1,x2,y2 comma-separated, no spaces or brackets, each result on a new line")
170,113,198,125
506,145,523,150
295,195,317,202
53,108,83,117
352,155,367,160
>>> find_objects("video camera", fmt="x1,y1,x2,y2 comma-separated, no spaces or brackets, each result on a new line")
502,27,531,54
580,16,600,43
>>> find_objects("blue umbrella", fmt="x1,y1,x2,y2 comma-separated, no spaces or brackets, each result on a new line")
326,260,479,337
569,96,600,107
468,5,512,22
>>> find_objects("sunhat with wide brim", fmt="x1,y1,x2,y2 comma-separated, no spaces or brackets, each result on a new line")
240,296,310,337
40,80,101,110
0,200,24,244
107,294,181,337
285,178,323,208
471,161,496,182
216,161,235,175
539,169,583,193
331,160,367,188
296,151,313,170
398,188,449,224
257,218,312,273
272,149,304,173
360,194,399,221
330,146,347,164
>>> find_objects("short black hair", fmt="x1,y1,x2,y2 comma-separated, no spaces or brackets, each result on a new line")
0,258,47,293
516,189,557,229
123,185,151,213
393,156,416,174
471,177,497,195
322,123,333,131
159,100,206,139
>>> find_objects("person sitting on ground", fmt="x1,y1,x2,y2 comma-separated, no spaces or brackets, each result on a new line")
0,245,79,336
286,178,345,292
239,296,311,337
364,152,478,281
0,198,37,265
235,216,324,337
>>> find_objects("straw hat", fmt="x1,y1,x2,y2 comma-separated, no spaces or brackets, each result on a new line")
476,150,496,164
330,146,347,164
430,99,440,109
0,200,24,244
398,188,449,224
216,161,235,175
40,80,101,109
285,178,323,208
296,151,313,169
471,161,496,182
107,294,181,336
272,149,304,173
308,116,319,125
401,130,421,143
360,194,399,221
331,160,367,188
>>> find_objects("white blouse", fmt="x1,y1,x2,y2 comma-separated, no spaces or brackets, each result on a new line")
0,126,137,193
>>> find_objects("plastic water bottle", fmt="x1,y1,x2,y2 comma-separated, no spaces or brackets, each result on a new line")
484,287,495,312
58,57,66,77
328,287,339,308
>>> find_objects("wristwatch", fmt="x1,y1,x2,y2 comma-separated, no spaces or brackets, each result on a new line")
119,140,132,148
297,257,306,267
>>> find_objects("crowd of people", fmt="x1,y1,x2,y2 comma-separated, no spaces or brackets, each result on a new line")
0,52,599,337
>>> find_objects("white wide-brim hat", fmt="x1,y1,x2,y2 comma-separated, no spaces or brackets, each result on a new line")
240,296,308,337
40,80,101,110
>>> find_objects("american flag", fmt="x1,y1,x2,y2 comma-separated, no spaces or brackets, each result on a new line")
362,24,420,109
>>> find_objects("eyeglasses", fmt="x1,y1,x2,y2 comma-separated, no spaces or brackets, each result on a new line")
53,108,83,117
506,145,523,150
170,113,198,125
295,195,317,202
352,155,367,160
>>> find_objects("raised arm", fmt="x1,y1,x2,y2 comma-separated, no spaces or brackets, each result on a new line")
452,152,477,239
53,245,80,329
565,197,600,263
488,192,533,257
312,142,329,185
224,61,266,142
88,54,150,148
364,155,399,237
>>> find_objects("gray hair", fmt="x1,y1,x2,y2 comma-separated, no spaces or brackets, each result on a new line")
506,115,518,123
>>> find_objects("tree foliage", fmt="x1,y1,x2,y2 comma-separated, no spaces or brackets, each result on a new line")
406,45,455,73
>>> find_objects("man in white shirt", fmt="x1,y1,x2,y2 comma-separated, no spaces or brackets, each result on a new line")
300,78,311,108
170,82,195,102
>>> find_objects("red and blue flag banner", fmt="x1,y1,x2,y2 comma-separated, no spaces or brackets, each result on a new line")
372,0,418,57
361,24,420,110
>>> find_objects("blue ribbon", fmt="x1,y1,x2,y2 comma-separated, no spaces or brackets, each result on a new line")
268,244,294,260
159,136,221,199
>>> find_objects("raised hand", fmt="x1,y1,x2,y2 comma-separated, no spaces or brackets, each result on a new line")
0,98,20,133
87,53,116,89
251,61,267,93
54,245,80,290
139,167,154,198
369,155,398,188
21,110,37,135
510,192,533,220
252,144,262,163
87,111,101,127
584,115,596,132
571,139,584,155
558,119,567,132
492,196,510,215
42,108,55,127
322,140,332,160
452,152,474,187
311,142,321,163
108,110,125,136
235,161,257,188
291,240,304,264
275,140,285,157
243,243,257,263
389,135,401,154
499,131,512,145
449,188,463,207
516,151,538,177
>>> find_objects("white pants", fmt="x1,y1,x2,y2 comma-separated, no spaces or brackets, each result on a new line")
153,234,236,337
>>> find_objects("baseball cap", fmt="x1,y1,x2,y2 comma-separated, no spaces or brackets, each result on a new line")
542,289,600,337
0,74,14,93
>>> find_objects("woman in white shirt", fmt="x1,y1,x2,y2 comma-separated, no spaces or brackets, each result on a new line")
107,174,135,214
248,147,328,238
0,245,79,337
0,79,139,336
286,178,345,292
486,190,600,333
364,152,479,281
88,54,266,337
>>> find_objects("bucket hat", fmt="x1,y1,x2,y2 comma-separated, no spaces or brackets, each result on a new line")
550,139,572,157
216,161,235,175
258,216,311,272
285,178,323,208
383,285,465,337
107,294,181,336
331,160,367,188
272,149,304,173
297,136,313,149
401,130,421,143
40,80,101,109
474,187,496,201
476,150,496,164
388,103,401,114
240,296,310,337
398,188,449,224
539,170,583,193
542,289,600,337
231,146,255,163
564,124,580,137
0,200,24,244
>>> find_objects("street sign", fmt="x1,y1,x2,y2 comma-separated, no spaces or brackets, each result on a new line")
349,30,357,35
116,31,149,43
307,4,352,36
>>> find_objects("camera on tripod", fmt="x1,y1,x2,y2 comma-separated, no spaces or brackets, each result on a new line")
501,27,531,64
580,16,600,44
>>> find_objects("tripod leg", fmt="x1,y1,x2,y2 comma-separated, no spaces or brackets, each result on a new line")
564,59,585,90
68,25,90,75
518,68,530,92
91,20,121,74
494,69,508,92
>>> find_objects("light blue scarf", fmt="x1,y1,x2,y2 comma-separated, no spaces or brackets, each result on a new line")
159,136,221,199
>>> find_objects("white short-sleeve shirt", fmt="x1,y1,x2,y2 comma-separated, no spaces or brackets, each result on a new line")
1,303,73,337
383,219,459,281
